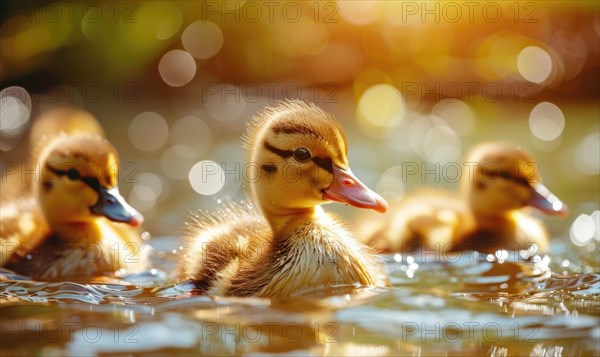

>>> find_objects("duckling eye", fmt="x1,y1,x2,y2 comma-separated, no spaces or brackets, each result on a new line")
293,147,311,162
67,168,81,181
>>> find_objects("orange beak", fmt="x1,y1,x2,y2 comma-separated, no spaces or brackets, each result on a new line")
322,165,388,213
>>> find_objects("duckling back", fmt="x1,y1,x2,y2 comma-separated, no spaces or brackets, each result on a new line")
179,202,272,295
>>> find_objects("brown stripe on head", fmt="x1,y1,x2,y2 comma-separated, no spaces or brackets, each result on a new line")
40,135,120,188
243,100,348,166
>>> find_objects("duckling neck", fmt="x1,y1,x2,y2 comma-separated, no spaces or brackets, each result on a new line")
261,206,318,236
51,220,104,244
472,212,515,234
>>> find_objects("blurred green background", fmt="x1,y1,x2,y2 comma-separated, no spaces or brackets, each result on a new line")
1,1,598,253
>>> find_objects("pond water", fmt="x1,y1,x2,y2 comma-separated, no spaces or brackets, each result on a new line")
1,236,599,356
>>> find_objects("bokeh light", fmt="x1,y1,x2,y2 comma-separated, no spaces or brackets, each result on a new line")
0,86,32,151
127,172,166,212
358,84,405,128
423,125,462,164
517,46,553,83
376,165,406,202
181,21,224,59
129,184,157,212
549,30,588,81
593,210,600,241
128,112,169,152
158,50,197,87
189,160,225,196
431,99,475,136
160,145,198,180
0,96,30,134
574,131,600,175
204,84,247,122
529,102,565,141
570,213,597,246
408,115,462,164
169,115,213,158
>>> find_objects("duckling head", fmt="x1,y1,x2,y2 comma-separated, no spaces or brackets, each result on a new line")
35,135,143,230
243,100,388,225
463,142,568,220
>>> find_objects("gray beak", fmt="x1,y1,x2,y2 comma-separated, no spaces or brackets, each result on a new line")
90,187,144,227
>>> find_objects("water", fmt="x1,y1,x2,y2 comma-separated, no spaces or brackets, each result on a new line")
1,236,599,356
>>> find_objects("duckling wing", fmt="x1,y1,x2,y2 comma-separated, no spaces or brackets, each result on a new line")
179,202,271,293
0,198,50,266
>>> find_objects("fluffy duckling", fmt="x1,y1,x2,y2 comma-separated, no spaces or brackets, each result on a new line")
0,134,144,280
179,100,390,297
362,142,567,255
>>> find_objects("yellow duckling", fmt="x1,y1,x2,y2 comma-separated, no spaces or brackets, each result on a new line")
361,142,567,255
179,100,390,297
1,134,144,280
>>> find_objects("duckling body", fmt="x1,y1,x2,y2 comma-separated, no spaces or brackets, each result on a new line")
180,100,390,297
362,143,566,255
0,134,144,280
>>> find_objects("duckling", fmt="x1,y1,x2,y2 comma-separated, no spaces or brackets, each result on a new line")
361,142,567,255
179,100,390,297
0,134,144,280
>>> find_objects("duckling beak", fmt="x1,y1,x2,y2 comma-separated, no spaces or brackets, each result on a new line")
527,183,568,217
90,187,144,227
322,166,388,213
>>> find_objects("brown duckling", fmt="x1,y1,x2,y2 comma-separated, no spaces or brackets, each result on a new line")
361,142,567,255
179,100,390,297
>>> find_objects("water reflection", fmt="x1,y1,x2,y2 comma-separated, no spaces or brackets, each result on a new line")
1,237,598,356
